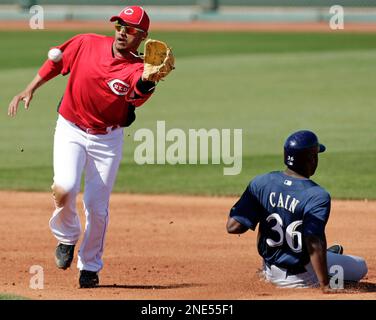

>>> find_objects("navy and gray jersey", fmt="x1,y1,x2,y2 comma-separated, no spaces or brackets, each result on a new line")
230,171,331,269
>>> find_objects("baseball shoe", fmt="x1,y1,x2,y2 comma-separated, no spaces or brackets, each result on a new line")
79,270,99,288
55,243,75,270
327,244,344,255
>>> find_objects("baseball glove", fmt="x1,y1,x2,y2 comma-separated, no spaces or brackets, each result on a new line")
142,39,175,82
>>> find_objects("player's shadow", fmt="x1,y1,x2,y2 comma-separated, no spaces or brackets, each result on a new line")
344,281,376,293
95,283,205,290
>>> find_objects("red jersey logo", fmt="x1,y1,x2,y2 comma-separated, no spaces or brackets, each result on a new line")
108,79,130,96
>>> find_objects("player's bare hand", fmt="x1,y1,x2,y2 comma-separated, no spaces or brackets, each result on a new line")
8,90,33,117
321,284,342,294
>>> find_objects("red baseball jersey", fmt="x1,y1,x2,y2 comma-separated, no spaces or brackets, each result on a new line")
38,33,153,129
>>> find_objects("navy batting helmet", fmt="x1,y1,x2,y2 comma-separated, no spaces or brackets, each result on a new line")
284,130,326,176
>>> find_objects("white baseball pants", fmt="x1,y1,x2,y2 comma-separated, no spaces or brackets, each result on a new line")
49,115,123,272
262,252,368,288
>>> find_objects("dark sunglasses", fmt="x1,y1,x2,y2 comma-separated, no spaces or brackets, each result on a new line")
114,21,144,35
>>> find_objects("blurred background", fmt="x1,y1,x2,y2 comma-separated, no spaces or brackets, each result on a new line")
0,1,376,24
1,1,375,199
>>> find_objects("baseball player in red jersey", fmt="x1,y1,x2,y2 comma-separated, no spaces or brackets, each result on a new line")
8,6,174,288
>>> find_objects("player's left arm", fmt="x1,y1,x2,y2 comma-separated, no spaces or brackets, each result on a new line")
120,70,156,127
227,217,248,234
126,65,156,108
134,77,156,98
227,182,261,234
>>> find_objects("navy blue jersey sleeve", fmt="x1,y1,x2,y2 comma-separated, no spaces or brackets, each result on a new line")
229,182,262,231
303,191,331,238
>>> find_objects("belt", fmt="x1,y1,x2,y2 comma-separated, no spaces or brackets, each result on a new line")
265,261,307,276
75,123,120,135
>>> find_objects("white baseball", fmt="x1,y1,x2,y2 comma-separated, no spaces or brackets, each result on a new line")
48,48,63,62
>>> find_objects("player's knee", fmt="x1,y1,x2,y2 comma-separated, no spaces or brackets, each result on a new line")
345,256,368,281
51,183,70,208
358,258,368,280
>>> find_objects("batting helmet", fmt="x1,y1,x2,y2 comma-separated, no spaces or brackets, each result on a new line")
284,130,326,176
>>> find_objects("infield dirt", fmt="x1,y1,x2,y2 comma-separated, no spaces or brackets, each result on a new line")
0,191,375,300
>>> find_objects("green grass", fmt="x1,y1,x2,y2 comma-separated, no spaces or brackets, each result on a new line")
0,31,375,198
2,31,376,69
0,293,28,300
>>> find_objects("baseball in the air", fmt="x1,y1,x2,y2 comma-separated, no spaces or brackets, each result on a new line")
48,48,63,62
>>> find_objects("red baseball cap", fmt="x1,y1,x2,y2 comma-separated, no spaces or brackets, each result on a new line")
110,6,150,32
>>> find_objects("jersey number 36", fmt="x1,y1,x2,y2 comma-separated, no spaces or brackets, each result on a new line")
266,213,303,253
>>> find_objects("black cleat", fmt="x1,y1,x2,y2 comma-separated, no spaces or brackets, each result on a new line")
79,270,99,288
55,243,75,270
327,244,344,255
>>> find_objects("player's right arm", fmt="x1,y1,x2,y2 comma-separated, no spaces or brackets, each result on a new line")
8,34,85,117
303,190,331,292
8,74,46,117
305,234,329,291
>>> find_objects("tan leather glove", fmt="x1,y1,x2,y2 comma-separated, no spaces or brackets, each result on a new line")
142,39,175,82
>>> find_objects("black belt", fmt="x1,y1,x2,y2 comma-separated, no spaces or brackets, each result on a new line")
265,261,307,276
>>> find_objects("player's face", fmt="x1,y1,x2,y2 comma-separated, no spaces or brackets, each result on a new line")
114,21,147,53
308,148,319,176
